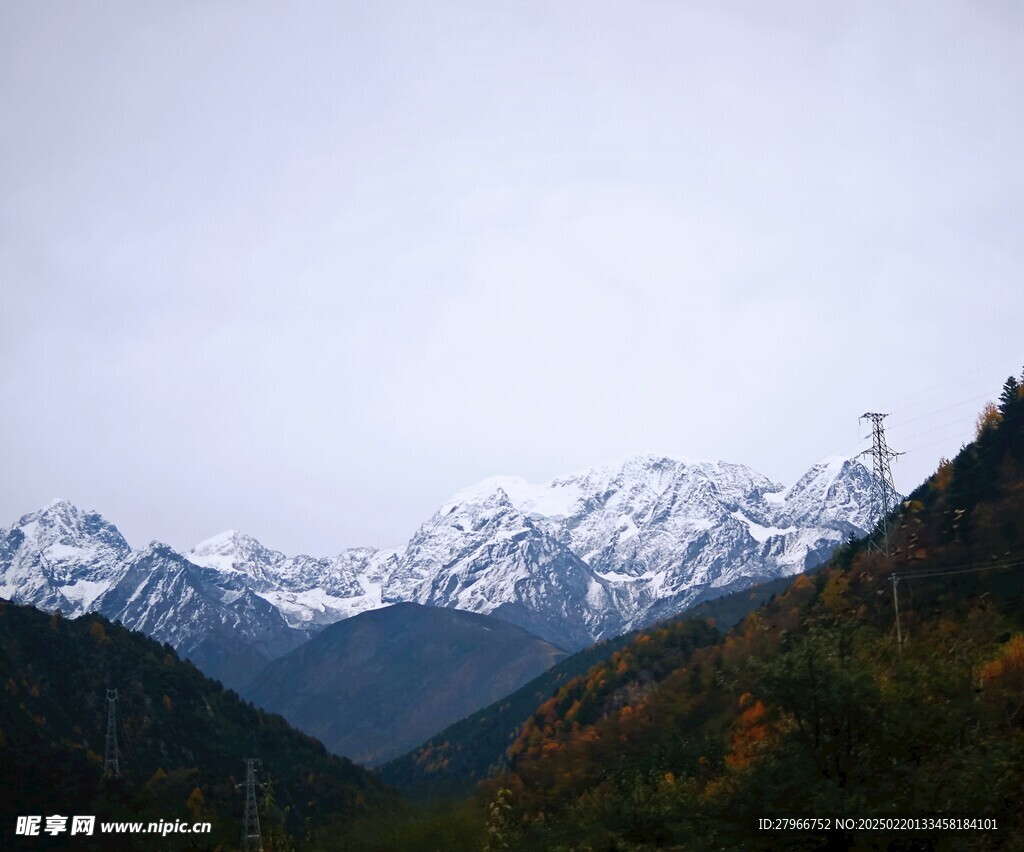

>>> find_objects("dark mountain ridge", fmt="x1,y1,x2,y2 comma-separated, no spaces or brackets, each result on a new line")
0,599,392,850
243,602,567,766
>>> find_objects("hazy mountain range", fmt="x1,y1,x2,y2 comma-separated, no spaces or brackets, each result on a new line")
0,455,883,687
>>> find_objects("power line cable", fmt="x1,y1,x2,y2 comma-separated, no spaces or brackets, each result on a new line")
878,353,1023,413
898,407,1024,457
902,434,974,456
761,359,1019,488
889,387,1024,448
888,392,998,429
887,413,979,444
894,559,1024,581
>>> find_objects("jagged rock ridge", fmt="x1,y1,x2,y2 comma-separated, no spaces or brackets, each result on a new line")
0,455,885,669
382,455,883,646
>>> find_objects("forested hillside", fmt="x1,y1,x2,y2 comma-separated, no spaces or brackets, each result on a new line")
380,622,717,796
472,374,1024,850
383,541,811,797
0,603,393,850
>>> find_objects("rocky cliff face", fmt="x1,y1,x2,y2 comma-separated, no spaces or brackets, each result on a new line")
0,455,884,668
0,499,131,615
381,455,881,647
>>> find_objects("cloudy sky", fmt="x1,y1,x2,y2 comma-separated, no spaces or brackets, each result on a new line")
2,1,1022,555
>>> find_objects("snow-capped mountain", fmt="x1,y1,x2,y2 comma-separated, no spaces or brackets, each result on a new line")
0,454,886,673
0,499,131,614
386,455,882,645
0,503,389,688
187,531,397,628
94,541,303,666
384,488,626,649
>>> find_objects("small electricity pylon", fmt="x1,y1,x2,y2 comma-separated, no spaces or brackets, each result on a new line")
238,758,263,852
858,412,903,555
104,689,120,778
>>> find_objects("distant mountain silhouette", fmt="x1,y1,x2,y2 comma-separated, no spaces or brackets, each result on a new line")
243,602,566,765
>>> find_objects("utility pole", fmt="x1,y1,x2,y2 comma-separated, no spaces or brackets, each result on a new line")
890,574,904,660
858,412,902,555
104,689,120,778
238,758,263,852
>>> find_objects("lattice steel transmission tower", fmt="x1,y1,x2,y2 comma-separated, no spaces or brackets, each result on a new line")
858,412,902,554
238,758,263,852
104,689,120,777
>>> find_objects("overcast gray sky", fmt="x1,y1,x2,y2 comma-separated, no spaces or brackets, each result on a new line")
2,1,1022,555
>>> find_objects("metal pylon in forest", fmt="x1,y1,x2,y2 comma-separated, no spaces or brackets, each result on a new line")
858,412,902,554
238,758,263,852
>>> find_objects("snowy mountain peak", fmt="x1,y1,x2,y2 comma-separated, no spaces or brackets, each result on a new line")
15,497,124,543
2,452,887,662
0,500,131,615
439,483,523,518
188,529,285,584
384,454,887,646
797,456,859,490
191,528,281,560
192,528,242,549
443,477,525,510
140,540,179,558
185,529,395,630
778,457,879,530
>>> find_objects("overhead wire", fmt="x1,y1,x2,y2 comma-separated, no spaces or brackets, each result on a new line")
803,366,1015,474
755,358,1020,490
894,558,1024,581
864,374,1020,481
887,391,999,429
902,434,974,456
886,413,979,444
872,361,1021,478
877,352,1023,413
899,407,1024,458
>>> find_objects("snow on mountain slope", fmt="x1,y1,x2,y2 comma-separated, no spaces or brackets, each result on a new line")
187,532,397,628
0,506,312,686
92,541,307,689
414,455,885,646
385,489,624,648
776,456,879,530
94,542,302,658
0,453,885,666
0,499,131,614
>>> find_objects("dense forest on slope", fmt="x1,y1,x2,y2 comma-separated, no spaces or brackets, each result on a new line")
379,628,643,795
0,603,393,850
470,374,1024,850
382,561,805,796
